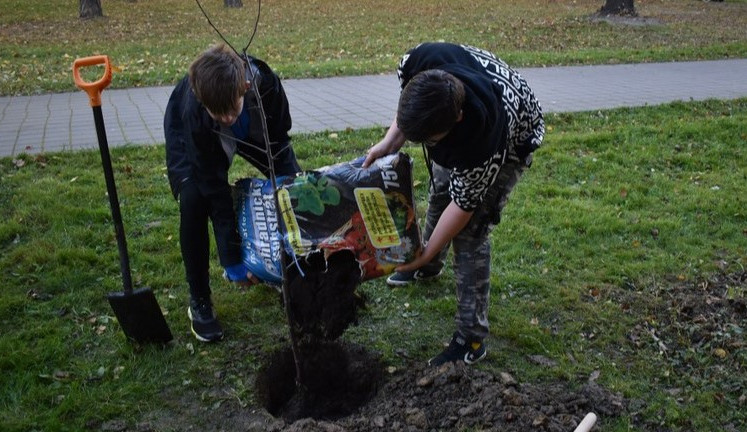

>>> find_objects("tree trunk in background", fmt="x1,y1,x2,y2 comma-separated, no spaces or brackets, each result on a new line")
599,0,636,16
79,0,103,19
224,0,243,7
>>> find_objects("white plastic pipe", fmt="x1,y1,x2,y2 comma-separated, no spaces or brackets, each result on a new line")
573,412,598,432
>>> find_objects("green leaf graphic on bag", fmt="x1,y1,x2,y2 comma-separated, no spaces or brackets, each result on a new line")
289,174,341,216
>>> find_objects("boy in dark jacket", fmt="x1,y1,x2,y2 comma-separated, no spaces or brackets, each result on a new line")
363,42,544,366
165,44,301,342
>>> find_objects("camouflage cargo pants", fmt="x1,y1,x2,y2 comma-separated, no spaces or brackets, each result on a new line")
420,157,527,341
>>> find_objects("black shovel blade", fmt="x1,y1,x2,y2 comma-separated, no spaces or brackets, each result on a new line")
107,287,173,344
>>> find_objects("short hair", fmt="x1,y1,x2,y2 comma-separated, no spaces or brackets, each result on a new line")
396,70,465,142
188,44,246,116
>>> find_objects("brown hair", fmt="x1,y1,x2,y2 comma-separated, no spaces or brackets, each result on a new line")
188,44,245,115
396,69,465,142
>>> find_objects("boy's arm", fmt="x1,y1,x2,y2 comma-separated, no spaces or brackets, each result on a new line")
362,118,407,168
164,80,193,199
396,201,473,273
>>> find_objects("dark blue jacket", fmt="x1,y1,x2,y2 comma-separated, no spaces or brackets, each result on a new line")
164,58,299,200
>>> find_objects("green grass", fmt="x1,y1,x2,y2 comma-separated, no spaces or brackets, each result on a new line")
1,0,746,95
1,0,746,429
1,99,745,431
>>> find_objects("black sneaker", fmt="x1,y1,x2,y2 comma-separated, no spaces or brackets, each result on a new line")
386,267,443,286
187,298,224,342
428,332,486,367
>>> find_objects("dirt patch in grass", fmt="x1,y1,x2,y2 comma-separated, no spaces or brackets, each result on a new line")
102,271,745,431
612,270,747,431
273,358,623,432
130,344,623,432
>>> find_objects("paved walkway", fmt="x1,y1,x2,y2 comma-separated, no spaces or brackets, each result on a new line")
1,59,746,157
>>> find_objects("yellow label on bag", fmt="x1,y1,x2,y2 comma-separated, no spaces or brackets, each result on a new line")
278,189,310,254
354,187,400,248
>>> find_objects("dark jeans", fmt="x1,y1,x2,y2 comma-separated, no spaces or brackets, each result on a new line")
178,148,301,302
178,181,242,301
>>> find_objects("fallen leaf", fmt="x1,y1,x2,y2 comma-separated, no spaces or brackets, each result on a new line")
532,414,548,426
527,354,557,367
113,366,125,378
144,221,162,230
53,370,72,381
500,372,517,386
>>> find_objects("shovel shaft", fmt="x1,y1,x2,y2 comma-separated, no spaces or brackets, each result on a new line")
93,105,134,295
74,54,172,344
73,55,133,295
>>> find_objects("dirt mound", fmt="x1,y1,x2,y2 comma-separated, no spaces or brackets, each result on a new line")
360,362,623,432
259,249,627,429
253,347,625,431
127,271,745,431
253,341,625,431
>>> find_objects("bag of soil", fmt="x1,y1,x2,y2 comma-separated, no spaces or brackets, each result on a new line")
234,152,423,286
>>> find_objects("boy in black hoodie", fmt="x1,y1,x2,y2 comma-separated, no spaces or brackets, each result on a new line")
164,44,300,342
363,43,544,366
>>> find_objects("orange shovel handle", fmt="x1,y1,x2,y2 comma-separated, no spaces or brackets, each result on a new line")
73,55,112,107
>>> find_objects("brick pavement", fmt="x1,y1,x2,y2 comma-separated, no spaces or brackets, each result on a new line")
1,59,746,157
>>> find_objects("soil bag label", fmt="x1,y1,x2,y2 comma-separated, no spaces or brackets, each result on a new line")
235,153,423,284
353,188,400,248
235,177,284,283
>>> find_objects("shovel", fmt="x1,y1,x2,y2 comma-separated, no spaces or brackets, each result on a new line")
73,55,173,344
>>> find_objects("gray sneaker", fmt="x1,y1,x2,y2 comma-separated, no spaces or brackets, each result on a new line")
386,268,443,286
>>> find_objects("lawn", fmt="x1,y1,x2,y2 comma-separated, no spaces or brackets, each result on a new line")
1,0,746,95
1,0,746,430
1,99,745,431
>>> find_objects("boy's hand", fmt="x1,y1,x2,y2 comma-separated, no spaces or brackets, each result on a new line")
395,255,429,274
223,263,260,286
363,119,407,168
362,140,393,168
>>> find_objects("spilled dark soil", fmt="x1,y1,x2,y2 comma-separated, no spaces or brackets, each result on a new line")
284,250,365,343
117,270,745,432
264,357,624,432
256,249,626,429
